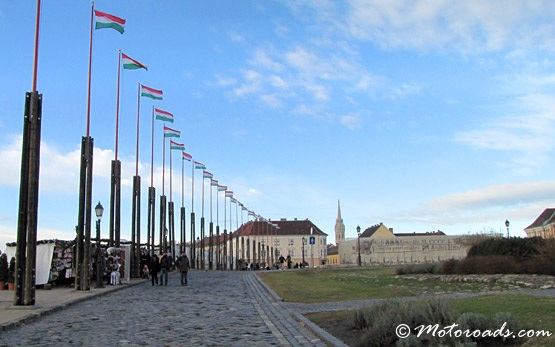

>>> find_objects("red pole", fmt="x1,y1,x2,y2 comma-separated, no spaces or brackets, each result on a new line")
85,2,94,137
31,0,41,92
114,49,121,160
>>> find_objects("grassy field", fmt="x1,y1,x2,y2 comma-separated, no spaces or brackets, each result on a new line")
257,267,526,303
258,268,555,346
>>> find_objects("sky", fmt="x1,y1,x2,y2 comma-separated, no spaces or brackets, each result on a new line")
3,0,555,250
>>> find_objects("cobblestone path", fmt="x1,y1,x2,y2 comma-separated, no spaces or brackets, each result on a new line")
0,271,337,347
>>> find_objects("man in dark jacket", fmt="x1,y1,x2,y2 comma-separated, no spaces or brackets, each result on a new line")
177,253,190,286
159,253,172,286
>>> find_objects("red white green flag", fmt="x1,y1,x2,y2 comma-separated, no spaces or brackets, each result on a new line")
203,171,213,179
141,85,163,100
94,10,126,34
211,179,219,186
122,53,147,70
230,197,238,204
163,125,180,138
155,108,174,123
170,140,185,150
217,185,227,192
225,190,233,198
194,161,206,170
182,152,192,161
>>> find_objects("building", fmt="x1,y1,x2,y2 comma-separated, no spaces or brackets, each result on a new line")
338,222,471,265
327,244,339,265
524,208,555,239
225,218,328,268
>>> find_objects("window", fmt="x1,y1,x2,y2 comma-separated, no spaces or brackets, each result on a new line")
288,238,294,246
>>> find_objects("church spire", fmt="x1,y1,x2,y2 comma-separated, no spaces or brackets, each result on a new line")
335,200,345,245
336,200,343,223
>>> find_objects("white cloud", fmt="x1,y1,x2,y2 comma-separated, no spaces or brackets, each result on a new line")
378,181,555,235
342,0,555,53
455,93,555,170
340,114,363,130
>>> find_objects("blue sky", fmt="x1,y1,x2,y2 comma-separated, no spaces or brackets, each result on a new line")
3,1,555,250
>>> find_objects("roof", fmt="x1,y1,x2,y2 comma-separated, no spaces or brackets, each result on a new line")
360,223,391,238
233,219,327,237
327,244,338,255
525,208,555,230
394,231,446,237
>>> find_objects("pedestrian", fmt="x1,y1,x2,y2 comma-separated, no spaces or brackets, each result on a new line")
159,253,172,286
177,253,190,286
149,253,160,286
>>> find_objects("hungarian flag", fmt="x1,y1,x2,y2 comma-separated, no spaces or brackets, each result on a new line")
194,161,206,170
230,197,238,204
170,140,185,150
94,10,126,34
182,152,192,161
225,190,233,198
163,125,180,138
155,108,174,123
217,185,227,192
203,171,213,179
141,85,163,100
211,179,219,186
122,53,147,70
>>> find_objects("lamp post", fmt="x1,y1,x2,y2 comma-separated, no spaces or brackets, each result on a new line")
357,225,361,266
95,201,104,288
302,237,306,268
505,219,510,238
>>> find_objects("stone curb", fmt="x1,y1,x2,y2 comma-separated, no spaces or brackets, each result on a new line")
252,273,349,347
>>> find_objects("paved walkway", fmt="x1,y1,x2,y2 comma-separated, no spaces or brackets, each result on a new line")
2,271,553,346
0,271,346,346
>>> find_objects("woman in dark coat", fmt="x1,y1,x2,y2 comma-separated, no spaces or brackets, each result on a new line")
149,254,160,286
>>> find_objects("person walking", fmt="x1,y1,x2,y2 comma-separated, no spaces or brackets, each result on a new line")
149,254,160,286
177,253,190,286
159,253,172,286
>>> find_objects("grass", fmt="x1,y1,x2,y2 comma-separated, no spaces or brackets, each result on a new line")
259,268,555,346
257,267,525,303
450,295,555,347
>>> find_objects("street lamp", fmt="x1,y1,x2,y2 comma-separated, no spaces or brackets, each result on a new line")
505,219,510,238
357,225,361,266
302,237,306,268
95,201,104,288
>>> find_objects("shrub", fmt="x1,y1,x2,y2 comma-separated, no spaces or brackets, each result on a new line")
396,263,440,275
455,313,489,343
395,334,423,347
467,237,543,260
490,312,523,344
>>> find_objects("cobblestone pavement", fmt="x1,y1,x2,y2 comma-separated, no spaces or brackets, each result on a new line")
0,271,342,347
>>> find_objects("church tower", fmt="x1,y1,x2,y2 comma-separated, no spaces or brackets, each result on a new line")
335,200,345,245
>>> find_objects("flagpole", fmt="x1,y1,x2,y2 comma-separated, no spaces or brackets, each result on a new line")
162,128,166,196
86,1,94,137
135,83,140,176
32,0,41,92
150,106,154,187
114,49,121,160
169,142,173,202
181,153,185,208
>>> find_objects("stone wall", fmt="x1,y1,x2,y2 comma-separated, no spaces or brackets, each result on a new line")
339,235,471,265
